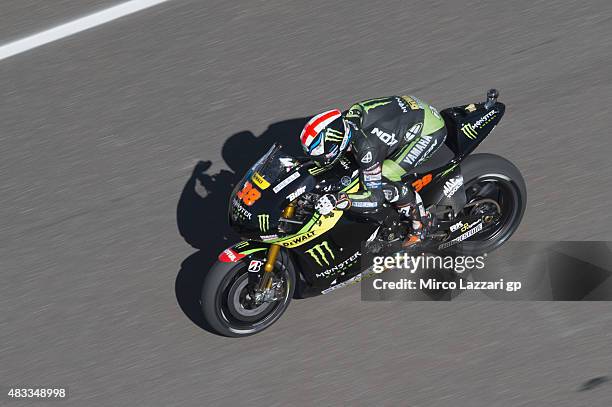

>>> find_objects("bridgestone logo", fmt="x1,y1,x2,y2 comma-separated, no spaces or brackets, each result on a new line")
258,214,270,232
438,220,483,249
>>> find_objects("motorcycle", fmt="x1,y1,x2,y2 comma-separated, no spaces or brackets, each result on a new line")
201,89,526,337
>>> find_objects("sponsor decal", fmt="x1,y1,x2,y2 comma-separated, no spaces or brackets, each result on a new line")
383,187,398,202
251,172,270,190
321,268,378,294
361,151,373,164
400,96,421,110
234,241,249,249
287,186,306,202
231,198,253,220
461,109,498,139
336,199,351,210
450,221,464,233
338,156,351,170
320,184,336,193
346,105,362,118
418,138,438,164
429,105,441,119
281,230,316,247
473,109,497,128
371,127,399,146
402,135,433,165
340,176,352,186
438,220,483,249
364,181,382,190
443,176,463,198
461,123,478,139
360,98,392,113
404,122,423,142
273,171,301,193
258,214,270,232
260,234,279,240
316,251,361,278
325,128,344,142
412,173,432,192
363,166,382,182
306,241,335,266
352,201,378,208
236,181,262,206
218,248,245,263
279,157,296,168
309,166,328,176
395,97,409,113
248,260,263,273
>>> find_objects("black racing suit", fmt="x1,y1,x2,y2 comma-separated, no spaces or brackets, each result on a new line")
343,95,447,218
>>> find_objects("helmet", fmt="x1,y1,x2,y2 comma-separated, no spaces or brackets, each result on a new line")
300,109,352,166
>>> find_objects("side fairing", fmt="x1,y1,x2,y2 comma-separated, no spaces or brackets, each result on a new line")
415,163,467,215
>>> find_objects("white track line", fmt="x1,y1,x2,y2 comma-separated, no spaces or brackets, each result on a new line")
0,0,172,61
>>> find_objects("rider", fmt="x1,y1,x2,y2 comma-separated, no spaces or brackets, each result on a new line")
299,95,447,246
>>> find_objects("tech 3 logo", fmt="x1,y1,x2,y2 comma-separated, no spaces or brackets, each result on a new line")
305,241,335,266
258,214,270,232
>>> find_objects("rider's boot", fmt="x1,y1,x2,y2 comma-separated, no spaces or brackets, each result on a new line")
399,193,432,248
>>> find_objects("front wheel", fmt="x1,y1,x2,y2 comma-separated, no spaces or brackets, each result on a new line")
201,251,295,337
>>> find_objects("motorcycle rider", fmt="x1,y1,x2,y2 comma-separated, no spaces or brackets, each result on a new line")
300,95,447,246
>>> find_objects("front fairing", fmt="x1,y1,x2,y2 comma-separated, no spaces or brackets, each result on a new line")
229,145,360,242
229,144,311,239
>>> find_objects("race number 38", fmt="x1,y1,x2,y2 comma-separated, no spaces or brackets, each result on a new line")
236,181,261,206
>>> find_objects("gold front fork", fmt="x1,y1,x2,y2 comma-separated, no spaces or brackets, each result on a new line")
258,203,295,291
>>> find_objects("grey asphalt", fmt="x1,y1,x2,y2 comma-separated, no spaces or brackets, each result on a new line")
1,0,612,405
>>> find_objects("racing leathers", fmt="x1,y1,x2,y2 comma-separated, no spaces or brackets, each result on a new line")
342,95,447,218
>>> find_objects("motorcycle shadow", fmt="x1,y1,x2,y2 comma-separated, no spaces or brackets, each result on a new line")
175,117,309,332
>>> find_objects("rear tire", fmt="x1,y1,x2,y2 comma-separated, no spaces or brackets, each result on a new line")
201,251,295,337
453,153,527,254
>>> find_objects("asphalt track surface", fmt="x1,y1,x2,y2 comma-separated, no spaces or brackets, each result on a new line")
2,0,612,405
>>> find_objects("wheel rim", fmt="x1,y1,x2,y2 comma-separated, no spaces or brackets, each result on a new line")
227,274,272,319
216,263,291,334
462,174,522,245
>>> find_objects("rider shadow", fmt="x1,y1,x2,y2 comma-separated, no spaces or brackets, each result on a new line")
175,117,309,331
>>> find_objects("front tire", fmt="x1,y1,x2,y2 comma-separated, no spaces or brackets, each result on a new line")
201,251,295,337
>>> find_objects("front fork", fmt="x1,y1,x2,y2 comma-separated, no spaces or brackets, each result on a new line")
256,203,295,292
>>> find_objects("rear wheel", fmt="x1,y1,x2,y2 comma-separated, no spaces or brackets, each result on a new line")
201,251,295,337
451,153,526,254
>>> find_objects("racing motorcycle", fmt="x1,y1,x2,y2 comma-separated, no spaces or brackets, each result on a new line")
201,89,526,337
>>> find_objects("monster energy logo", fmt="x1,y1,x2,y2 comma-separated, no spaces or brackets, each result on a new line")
325,128,344,142
234,241,249,249
305,241,335,266
360,97,392,113
258,214,270,232
461,123,478,139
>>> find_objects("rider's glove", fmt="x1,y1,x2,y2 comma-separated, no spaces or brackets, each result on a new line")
315,193,351,215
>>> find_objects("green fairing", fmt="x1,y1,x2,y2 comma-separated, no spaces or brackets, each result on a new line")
422,104,445,135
